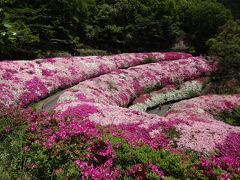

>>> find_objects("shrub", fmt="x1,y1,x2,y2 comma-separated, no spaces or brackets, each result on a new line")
208,20,240,75
0,4,39,60
219,106,240,126
0,104,206,179
180,0,232,54
1,101,239,179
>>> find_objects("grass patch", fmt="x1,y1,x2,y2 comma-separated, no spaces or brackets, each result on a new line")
219,106,240,126
140,58,157,65
0,111,30,179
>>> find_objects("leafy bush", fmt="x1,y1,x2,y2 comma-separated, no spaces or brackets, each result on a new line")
0,105,31,179
0,0,234,59
0,3,39,59
217,0,240,19
1,0,94,59
219,106,240,126
208,20,240,74
1,104,240,179
0,104,202,179
85,0,181,52
180,0,232,54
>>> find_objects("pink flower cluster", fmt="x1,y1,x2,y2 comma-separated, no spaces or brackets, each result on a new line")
3,104,165,179
126,162,164,179
0,52,191,106
55,93,240,154
129,77,208,111
54,101,175,149
2,51,239,178
198,132,240,179
53,56,237,154
165,95,240,153
57,57,216,107
53,90,240,178
75,159,121,180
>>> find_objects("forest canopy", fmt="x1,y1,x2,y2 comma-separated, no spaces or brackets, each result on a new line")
0,0,238,60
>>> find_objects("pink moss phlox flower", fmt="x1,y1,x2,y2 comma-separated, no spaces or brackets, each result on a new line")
220,173,231,180
0,52,192,106
75,160,120,180
58,57,216,108
132,94,151,104
61,104,98,118
133,80,143,94
165,95,240,153
22,145,30,152
148,162,165,179
223,100,235,110
30,122,38,132
41,69,55,76
126,163,164,179
19,77,48,106
216,132,240,160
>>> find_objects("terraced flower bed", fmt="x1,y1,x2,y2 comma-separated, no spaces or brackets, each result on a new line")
57,57,216,107
0,52,239,179
0,52,191,107
129,77,208,112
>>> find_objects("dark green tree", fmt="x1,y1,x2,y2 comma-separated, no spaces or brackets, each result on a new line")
85,0,180,52
218,0,240,19
0,0,234,59
0,0,39,59
181,0,232,54
208,20,240,74
1,0,94,59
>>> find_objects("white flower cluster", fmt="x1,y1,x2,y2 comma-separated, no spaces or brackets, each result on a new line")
129,78,207,112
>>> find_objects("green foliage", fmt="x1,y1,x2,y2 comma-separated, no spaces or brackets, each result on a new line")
85,0,180,52
218,0,240,19
208,20,240,74
1,0,94,59
0,108,30,179
105,135,202,179
140,57,157,65
0,0,234,59
180,0,232,54
219,106,240,126
0,6,39,59
77,48,108,56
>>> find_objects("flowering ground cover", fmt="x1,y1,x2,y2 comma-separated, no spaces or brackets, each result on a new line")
54,95,240,153
165,95,240,153
53,95,240,179
57,57,216,107
0,52,191,107
0,52,239,179
129,78,208,112
0,104,203,179
1,99,239,179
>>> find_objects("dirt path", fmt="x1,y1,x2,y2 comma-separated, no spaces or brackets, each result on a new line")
34,90,65,111
35,90,175,116
147,103,173,116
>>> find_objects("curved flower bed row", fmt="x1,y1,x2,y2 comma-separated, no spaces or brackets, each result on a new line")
57,57,216,107
1,96,239,179
0,52,191,106
54,94,240,178
165,94,240,153
1,52,239,179
129,77,208,112
54,56,225,154
0,104,169,179
55,95,240,152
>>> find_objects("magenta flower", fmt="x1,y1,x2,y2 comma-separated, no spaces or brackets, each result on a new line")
0,52,192,106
